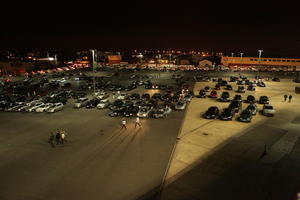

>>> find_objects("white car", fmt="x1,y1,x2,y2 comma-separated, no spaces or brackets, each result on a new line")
74,98,89,108
47,103,64,113
97,100,110,109
36,103,53,112
262,104,275,116
93,90,104,96
28,102,44,112
137,106,152,118
117,93,128,100
95,92,109,100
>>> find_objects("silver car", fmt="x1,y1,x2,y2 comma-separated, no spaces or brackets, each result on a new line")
74,98,89,108
262,104,275,116
47,103,64,113
137,106,152,118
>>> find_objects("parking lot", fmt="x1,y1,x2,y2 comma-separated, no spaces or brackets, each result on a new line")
1,69,300,200
0,70,192,200
161,78,300,200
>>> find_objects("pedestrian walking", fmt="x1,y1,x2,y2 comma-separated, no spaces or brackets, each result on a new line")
48,132,55,148
284,94,288,102
135,117,141,128
60,130,67,144
55,130,61,145
112,92,115,99
289,94,293,102
121,119,127,130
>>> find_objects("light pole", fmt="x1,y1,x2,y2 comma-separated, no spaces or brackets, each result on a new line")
258,50,263,77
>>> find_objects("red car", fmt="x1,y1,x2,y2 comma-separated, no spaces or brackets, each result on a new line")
210,90,218,98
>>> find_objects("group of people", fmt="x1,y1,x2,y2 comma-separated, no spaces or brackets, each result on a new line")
121,117,141,130
48,129,68,147
283,94,293,102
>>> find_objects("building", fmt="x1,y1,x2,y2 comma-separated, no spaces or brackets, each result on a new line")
221,56,300,71
108,55,122,64
198,59,213,68
0,59,57,75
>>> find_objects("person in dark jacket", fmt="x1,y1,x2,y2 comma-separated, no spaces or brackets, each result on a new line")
284,94,288,102
289,94,293,102
55,130,61,145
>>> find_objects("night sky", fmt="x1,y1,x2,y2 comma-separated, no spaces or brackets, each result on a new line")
1,0,300,56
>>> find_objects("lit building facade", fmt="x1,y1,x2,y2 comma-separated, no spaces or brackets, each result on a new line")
221,56,300,71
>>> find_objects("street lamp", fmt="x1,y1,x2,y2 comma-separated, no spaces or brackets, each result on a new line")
258,50,263,77
231,53,234,57
258,50,263,63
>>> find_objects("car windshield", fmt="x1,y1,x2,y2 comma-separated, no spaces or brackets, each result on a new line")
242,110,251,114
177,102,184,106
141,108,148,112
265,106,273,109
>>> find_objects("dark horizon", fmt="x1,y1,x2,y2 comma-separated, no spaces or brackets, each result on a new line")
1,1,300,57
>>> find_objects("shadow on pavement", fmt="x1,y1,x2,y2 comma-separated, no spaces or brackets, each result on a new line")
137,117,300,200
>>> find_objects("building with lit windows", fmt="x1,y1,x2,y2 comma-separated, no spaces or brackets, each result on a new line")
221,56,300,71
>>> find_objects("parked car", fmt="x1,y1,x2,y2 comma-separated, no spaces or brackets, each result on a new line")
262,104,275,116
295,86,300,94
210,90,218,98
237,86,246,93
214,84,221,90
123,107,138,117
108,109,124,117
247,85,256,91
137,106,152,118
204,86,210,92
183,94,192,102
129,93,140,100
86,99,101,108
272,77,280,82
259,96,269,104
219,92,230,102
97,99,110,109
219,108,235,121
229,100,242,113
238,109,253,122
204,106,219,119
117,93,128,100
36,103,53,112
225,85,233,90
234,94,242,102
152,93,162,100
47,103,64,113
141,93,151,101
7,103,25,112
247,104,258,115
28,102,44,112
74,98,89,108
257,82,266,87
152,106,172,118
197,89,206,98
246,95,256,103
175,101,186,110
95,92,109,100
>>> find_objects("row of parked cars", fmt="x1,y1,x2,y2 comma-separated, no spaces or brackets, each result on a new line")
72,90,192,118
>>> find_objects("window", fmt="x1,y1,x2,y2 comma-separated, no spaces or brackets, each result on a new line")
296,60,300,62
287,60,291,62
273,60,276,61
277,60,282,62
292,60,296,62
282,60,286,62
250,59,254,61
254,59,258,61
268,59,272,61
263,59,267,61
